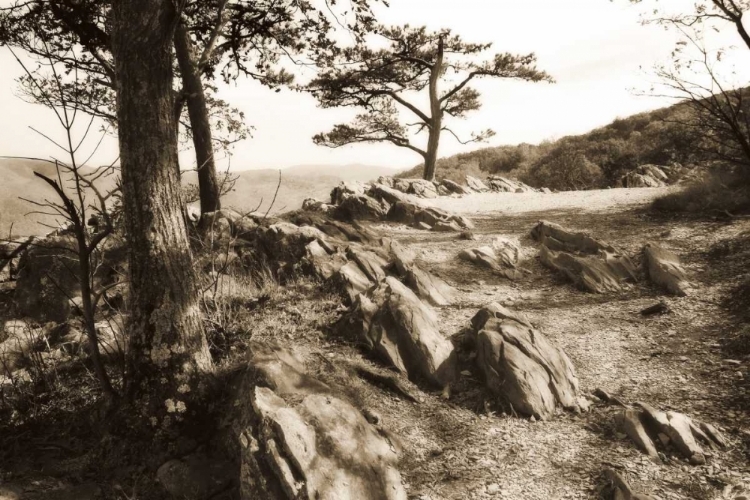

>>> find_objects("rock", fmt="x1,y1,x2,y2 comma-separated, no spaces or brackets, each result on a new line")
346,247,389,283
470,302,532,331
472,303,581,419
643,243,690,296
305,240,346,280
621,164,673,188
539,245,635,293
369,183,422,206
338,277,456,388
603,468,657,500
531,220,613,255
459,246,522,280
330,181,367,205
334,193,388,222
250,386,407,500
640,301,671,316
402,265,456,306
466,175,490,192
616,409,660,460
440,179,471,195
486,175,537,193
432,220,463,232
492,237,520,268
301,198,333,213
387,201,420,225
387,202,473,232
157,454,234,500
331,261,374,304
407,179,439,199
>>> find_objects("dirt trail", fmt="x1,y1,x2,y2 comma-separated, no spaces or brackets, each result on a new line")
366,187,750,500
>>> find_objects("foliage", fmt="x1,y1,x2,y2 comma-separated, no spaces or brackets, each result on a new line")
307,24,551,180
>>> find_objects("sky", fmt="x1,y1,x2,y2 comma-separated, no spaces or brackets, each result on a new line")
0,0,742,172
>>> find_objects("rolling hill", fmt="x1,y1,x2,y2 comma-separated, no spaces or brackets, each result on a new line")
0,159,396,237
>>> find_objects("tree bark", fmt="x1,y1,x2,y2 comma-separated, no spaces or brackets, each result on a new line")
110,0,212,414
423,37,445,182
174,21,222,214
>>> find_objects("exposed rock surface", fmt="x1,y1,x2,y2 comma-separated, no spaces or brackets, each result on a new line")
471,303,583,419
466,175,490,192
235,344,408,500
532,221,637,293
338,277,456,388
459,237,523,280
603,468,657,500
620,164,691,188
487,175,539,193
643,243,690,296
615,402,728,465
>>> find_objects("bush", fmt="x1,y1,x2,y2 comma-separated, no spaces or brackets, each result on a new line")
651,169,750,214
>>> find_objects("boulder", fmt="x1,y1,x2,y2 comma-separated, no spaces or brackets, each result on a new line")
407,179,439,199
330,181,367,205
621,164,672,188
531,220,612,255
369,183,421,206
487,175,537,193
643,243,690,296
338,277,456,388
301,198,333,213
539,246,635,293
466,175,489,192
615,409,660,460
331,261,373,304
471,303,582,419
440,179,471,195
334,193,387,222
237,344,407,500
459,242,522,280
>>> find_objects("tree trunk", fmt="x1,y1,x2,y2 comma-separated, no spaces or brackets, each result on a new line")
174,21,222,214
423,37,445,182
111,0,212,415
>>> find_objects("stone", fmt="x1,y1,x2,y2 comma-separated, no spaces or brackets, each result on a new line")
531,220,613,255
403,265,455,307
338,277,456,388
539,245,635,293
459,246,522,280
466,175,490,192
440,179,471,195
331,261,373,304
643,243,690,296
301,198,333,213
330,181,367,205
616,409,660,459
334,193,387,222
472,303,581,419
487,175,537,193
346,247,389,283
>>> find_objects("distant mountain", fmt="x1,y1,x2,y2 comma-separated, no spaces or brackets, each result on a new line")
0,159,395,236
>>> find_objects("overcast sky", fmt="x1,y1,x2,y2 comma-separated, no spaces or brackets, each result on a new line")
0,0,737,172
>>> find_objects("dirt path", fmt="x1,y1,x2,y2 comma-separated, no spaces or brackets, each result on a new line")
366,188,750,499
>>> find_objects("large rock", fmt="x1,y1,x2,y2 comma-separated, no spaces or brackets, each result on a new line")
368,183,421,206
643,243,690,296
333,194,388,222
459,238,522,280
539,246,636,293
440,179,471,195
621,165,671,188
236,344,408,500
466,175,489,192
532,221,637,293
407,179,439,199
338,277,456,388
486,175,537,193
472,303,582,419
330,181,367,205
387,202,473,232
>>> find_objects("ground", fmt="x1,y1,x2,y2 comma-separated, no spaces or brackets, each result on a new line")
1,186,749,499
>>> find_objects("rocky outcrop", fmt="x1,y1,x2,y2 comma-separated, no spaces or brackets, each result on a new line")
532,221,637,293
334,194,388,222
235,344,408,500
459,237,522,280
387,202,474,232
466,175,490,192
338,277,456,388
616,403,727,465
487,175,539,193
643,243,690,296
471,303,583,419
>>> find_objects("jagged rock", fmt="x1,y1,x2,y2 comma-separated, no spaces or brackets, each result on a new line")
289,213,380,245
471,303,582,419
393,178,411,194
403,265,455,306
643,243,690,296
339,277,456,388
539,245,636,293
621,164,672,188
432,220,463,232
387,201,420,225
157,454,234,500
238,344,408,500
470,302,532,331
376,176,395,188
330,181,367,205
531,220,612,255
616,409,660,460
466,175,490,192
440,179,471,195
617,402,729,465
487,175,537,193
346,247,389,283
301,198,333,213
334,194,388,222
305,240,346,280
407,179,439,198
331,261,373,303
388,202,473,232
369,183,420,206
459,246,522,280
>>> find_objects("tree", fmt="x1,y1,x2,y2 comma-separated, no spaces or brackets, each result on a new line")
306,25,552,181
110,0,212,414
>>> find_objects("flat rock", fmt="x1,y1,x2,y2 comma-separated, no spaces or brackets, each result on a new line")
539,245,635,293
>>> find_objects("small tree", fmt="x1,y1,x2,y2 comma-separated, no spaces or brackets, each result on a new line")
306,25,553,181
